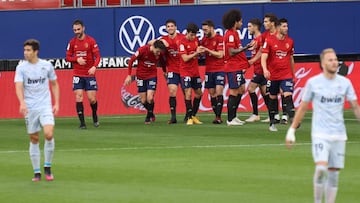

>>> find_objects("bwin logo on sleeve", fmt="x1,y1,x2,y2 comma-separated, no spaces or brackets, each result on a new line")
119,16,155,55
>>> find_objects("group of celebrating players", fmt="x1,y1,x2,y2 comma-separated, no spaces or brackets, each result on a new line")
14,7,360,203
122,9,295,132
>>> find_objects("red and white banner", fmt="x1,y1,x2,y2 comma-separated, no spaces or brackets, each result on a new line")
1,62,359,119
0,0,60,10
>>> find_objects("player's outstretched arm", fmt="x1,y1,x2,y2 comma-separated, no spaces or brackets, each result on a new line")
205,48,224,59
229,42,253,56
350,100,360,122
286,101,309,149
50,80,60,115
249,47,262,65
261,53,270,79
15,82,27,116
180,46,204,62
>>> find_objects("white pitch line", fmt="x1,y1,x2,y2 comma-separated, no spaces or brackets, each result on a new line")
1,141,359,154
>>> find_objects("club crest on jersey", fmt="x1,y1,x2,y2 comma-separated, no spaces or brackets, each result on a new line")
84,43,89,48
212,41,216,46
229,35,234,42
285,43,289,49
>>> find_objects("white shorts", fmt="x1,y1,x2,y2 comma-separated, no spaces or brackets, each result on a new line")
312,137,346,169
25,108,54,134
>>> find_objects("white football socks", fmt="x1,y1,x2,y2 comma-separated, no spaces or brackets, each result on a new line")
325,170,339,203
29,142,41,173
313,165,328,203
44,138,55,167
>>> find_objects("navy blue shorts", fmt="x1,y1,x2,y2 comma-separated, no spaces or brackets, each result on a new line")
167,72,181,85
205,72,225,89
73,76,98,91
226,71,245,89
181,76,202,90
268,78,294,95
251,74,267,86
137,77,157,93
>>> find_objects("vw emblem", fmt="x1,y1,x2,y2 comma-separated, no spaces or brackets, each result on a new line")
119,16,155,55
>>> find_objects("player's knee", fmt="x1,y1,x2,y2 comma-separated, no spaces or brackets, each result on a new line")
75,94,83,102
88,96,97,104
30,134,40,144
327,170,340,187
140,98,147,104
269,95,277,99
238,87,245,94
248,85,256,93
44,130,54,141
168,87,177,97
314,165,328,184
209,92,216,98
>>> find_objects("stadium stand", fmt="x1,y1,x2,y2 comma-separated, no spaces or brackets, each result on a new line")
156,0,173,4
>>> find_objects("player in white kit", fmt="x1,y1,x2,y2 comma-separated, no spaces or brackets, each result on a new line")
14,39,60,182
285,48,360,203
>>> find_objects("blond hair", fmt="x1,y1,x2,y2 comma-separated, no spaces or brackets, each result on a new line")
320,48,336,62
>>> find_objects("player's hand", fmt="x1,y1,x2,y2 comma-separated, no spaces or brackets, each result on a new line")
285,127,296,149
19,102,28,116
196,46,205,54
245,40,256,50
248,59,255,65
53,104,59,115
77,57,86,65
246,40,256,51
124,75,132,86
264,69,271,79
88,66,96,75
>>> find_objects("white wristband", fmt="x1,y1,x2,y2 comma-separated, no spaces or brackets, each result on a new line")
286,127,296,142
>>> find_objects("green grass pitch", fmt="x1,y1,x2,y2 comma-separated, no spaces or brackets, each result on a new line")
0,111,359,203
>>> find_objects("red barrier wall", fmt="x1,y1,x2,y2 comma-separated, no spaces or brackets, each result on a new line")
0,0,60,10
1,62,358,119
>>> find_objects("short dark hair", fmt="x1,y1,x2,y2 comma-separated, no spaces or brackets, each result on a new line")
153,40,166,51
73,19,84,26
222,9,242,29
264,13,278,24
279,18,288,25
24,39,40,51
165,19,177,26
249,18,262,30
186,23,199,34
202,19,215,28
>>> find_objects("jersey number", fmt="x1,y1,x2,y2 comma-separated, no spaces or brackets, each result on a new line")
236,74,242,82
315,143,324,153
137,79,144,87
73,77,80,84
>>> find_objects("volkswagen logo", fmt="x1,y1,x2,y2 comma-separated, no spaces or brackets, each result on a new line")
119,16,155,55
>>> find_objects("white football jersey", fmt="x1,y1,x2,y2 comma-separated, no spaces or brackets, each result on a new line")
302,73,357,141
14,59,57,110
